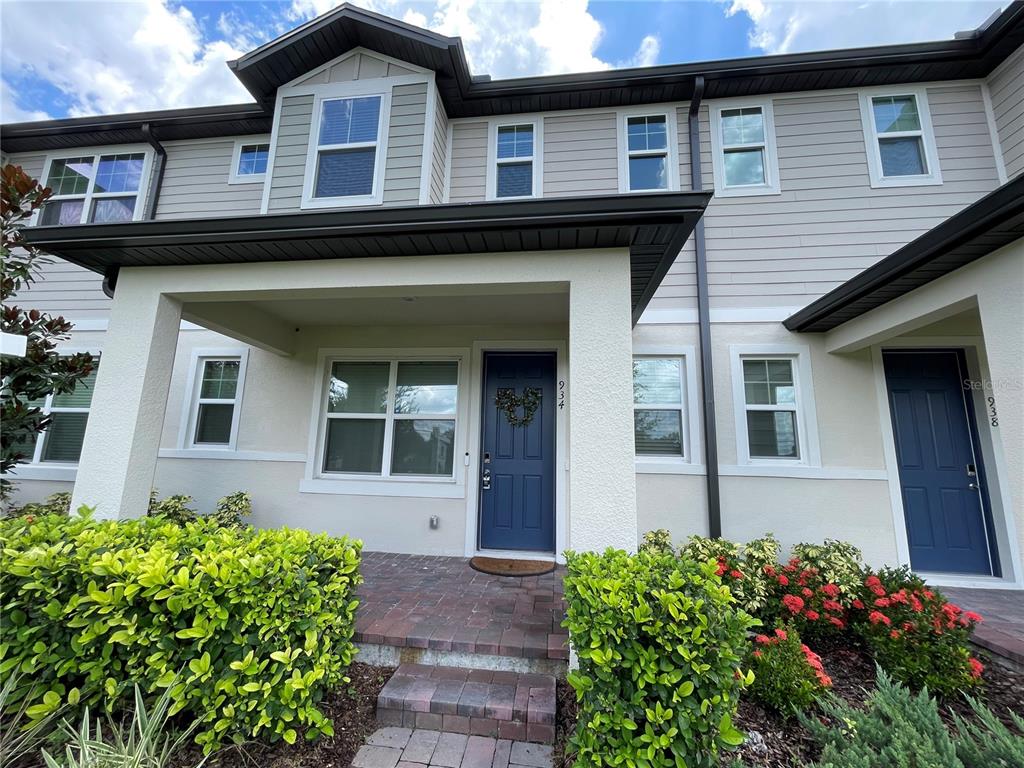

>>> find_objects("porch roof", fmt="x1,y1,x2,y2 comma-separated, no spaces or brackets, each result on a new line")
784,175,1024,333
22,191,711,325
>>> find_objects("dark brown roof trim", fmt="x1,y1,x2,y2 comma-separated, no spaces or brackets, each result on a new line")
21,192,712,325
784,175,1024,333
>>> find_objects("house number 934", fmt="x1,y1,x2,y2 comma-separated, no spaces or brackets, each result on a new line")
558,380,566,410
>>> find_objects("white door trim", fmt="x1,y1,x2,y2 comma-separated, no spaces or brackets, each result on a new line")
464,340,568,563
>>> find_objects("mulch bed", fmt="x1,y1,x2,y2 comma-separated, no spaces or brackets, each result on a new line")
552,642,1024,768
169,662,394,768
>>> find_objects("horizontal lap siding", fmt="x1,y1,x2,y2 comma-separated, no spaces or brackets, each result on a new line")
542,112,618,196
699,87,1001,310
156,138,263,219
383,83,427,206
268,95,315,214
429,91,448,203
988,44,1024,178
448,121,487,203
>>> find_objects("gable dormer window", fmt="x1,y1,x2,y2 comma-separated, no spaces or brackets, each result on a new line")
39,152,148,225
304,94,387,207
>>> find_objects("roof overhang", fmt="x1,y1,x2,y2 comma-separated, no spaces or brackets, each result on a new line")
21,192,712,325
4,2,1023,150
784,175,1024,333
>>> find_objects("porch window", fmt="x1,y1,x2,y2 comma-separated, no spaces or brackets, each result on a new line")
39,153,146,225
186,356,246,448
740,358,799,459
311,96,383,200
632,357,685,457
319,359,458,478
493,124,536,199
12,358,100,464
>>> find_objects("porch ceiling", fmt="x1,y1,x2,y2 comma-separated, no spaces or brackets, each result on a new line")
23,192,711,325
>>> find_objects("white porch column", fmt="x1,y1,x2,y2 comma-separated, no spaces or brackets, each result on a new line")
567,251,638,552
71,274,182,519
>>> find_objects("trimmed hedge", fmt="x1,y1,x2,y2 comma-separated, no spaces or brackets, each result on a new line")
0,508,362,752
564,549,755,768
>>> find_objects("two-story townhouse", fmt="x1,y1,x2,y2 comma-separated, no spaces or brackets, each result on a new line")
2,3,1022,589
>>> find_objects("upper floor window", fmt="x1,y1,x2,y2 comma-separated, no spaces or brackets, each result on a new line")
39,153,146,225
229,140,270,184
620,113,679,192
304,94,387,207
489,123,538,199
859,88,941,188
710,99,781,196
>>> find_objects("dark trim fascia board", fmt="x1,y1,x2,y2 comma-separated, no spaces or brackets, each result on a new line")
784,175,1024,333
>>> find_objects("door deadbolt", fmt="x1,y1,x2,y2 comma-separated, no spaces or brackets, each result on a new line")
482,468,491,490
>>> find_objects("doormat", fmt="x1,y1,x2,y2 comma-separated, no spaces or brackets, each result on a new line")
469,556,556,577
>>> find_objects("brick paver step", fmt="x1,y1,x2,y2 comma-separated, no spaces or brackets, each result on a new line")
377,664,557,744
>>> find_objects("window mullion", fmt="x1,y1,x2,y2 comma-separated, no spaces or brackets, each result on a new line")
381,360,399,478
79,155,100,224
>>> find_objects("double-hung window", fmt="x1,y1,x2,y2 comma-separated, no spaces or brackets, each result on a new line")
632,357,686,458
307,95,385,204
710,99,780,196
185,356,246,448
740,358,800,460
490,123,537,199
229,140,270,183
39,153,147,225
13,358,100,464
621,113,676,192
319,359,458,478
859,89,941,187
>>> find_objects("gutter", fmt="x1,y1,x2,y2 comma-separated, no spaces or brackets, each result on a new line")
140,122,167,221
688,75,722,539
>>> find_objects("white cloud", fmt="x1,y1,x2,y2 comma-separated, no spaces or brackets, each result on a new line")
1,0,252,119
721,0,1005,55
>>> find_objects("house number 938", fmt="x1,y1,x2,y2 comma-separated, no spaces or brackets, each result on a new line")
987,396,998,427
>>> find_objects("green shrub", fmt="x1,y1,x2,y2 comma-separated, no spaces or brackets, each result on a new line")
790,539,864,604
564,548,755,768
146,491,196,524
680,534,781,616
853,567,983,697
746,625,830,714
0,507,362,752
639,528,673,555
952,696,1024,767
6,491,73,519
208,490,252,528
801,668,1022,768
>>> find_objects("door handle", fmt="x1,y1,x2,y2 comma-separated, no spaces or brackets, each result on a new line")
482,468,491,490
968,482,979,491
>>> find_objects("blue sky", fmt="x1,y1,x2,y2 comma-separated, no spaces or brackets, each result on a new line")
0,0,1006,122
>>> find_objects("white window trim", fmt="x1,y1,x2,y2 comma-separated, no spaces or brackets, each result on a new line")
631,345,703,474
35,146,154,225
485,118,543,201
300,83,393,209
858,86,943,188
302,348,470,498
730,344,821,468
177,348,249,451
709,97,782,197
228,136,272,184
617,108,681,193
13,346,101,469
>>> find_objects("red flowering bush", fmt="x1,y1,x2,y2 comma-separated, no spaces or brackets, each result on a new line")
746,625,831,714
763,557,848,639
852,567,984,697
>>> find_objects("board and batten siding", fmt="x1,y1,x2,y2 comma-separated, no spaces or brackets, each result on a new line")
383,82,427,206
694,84,1001,310
988,43,1024,179
155,138,264,219
429,90,448,204
292,52,417,86
2,151,109,320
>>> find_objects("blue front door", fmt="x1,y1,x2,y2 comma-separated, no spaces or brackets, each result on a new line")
884,351,993,575
479,352,555,552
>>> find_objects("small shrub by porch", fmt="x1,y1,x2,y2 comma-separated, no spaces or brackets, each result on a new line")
0,508,362,752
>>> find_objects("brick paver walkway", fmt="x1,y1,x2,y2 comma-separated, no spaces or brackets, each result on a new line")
352,728,552,768
944,587,1024,667
355,553,569,660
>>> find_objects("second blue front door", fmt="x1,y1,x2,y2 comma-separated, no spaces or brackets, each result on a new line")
884,350,994,575
479,352,556,552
